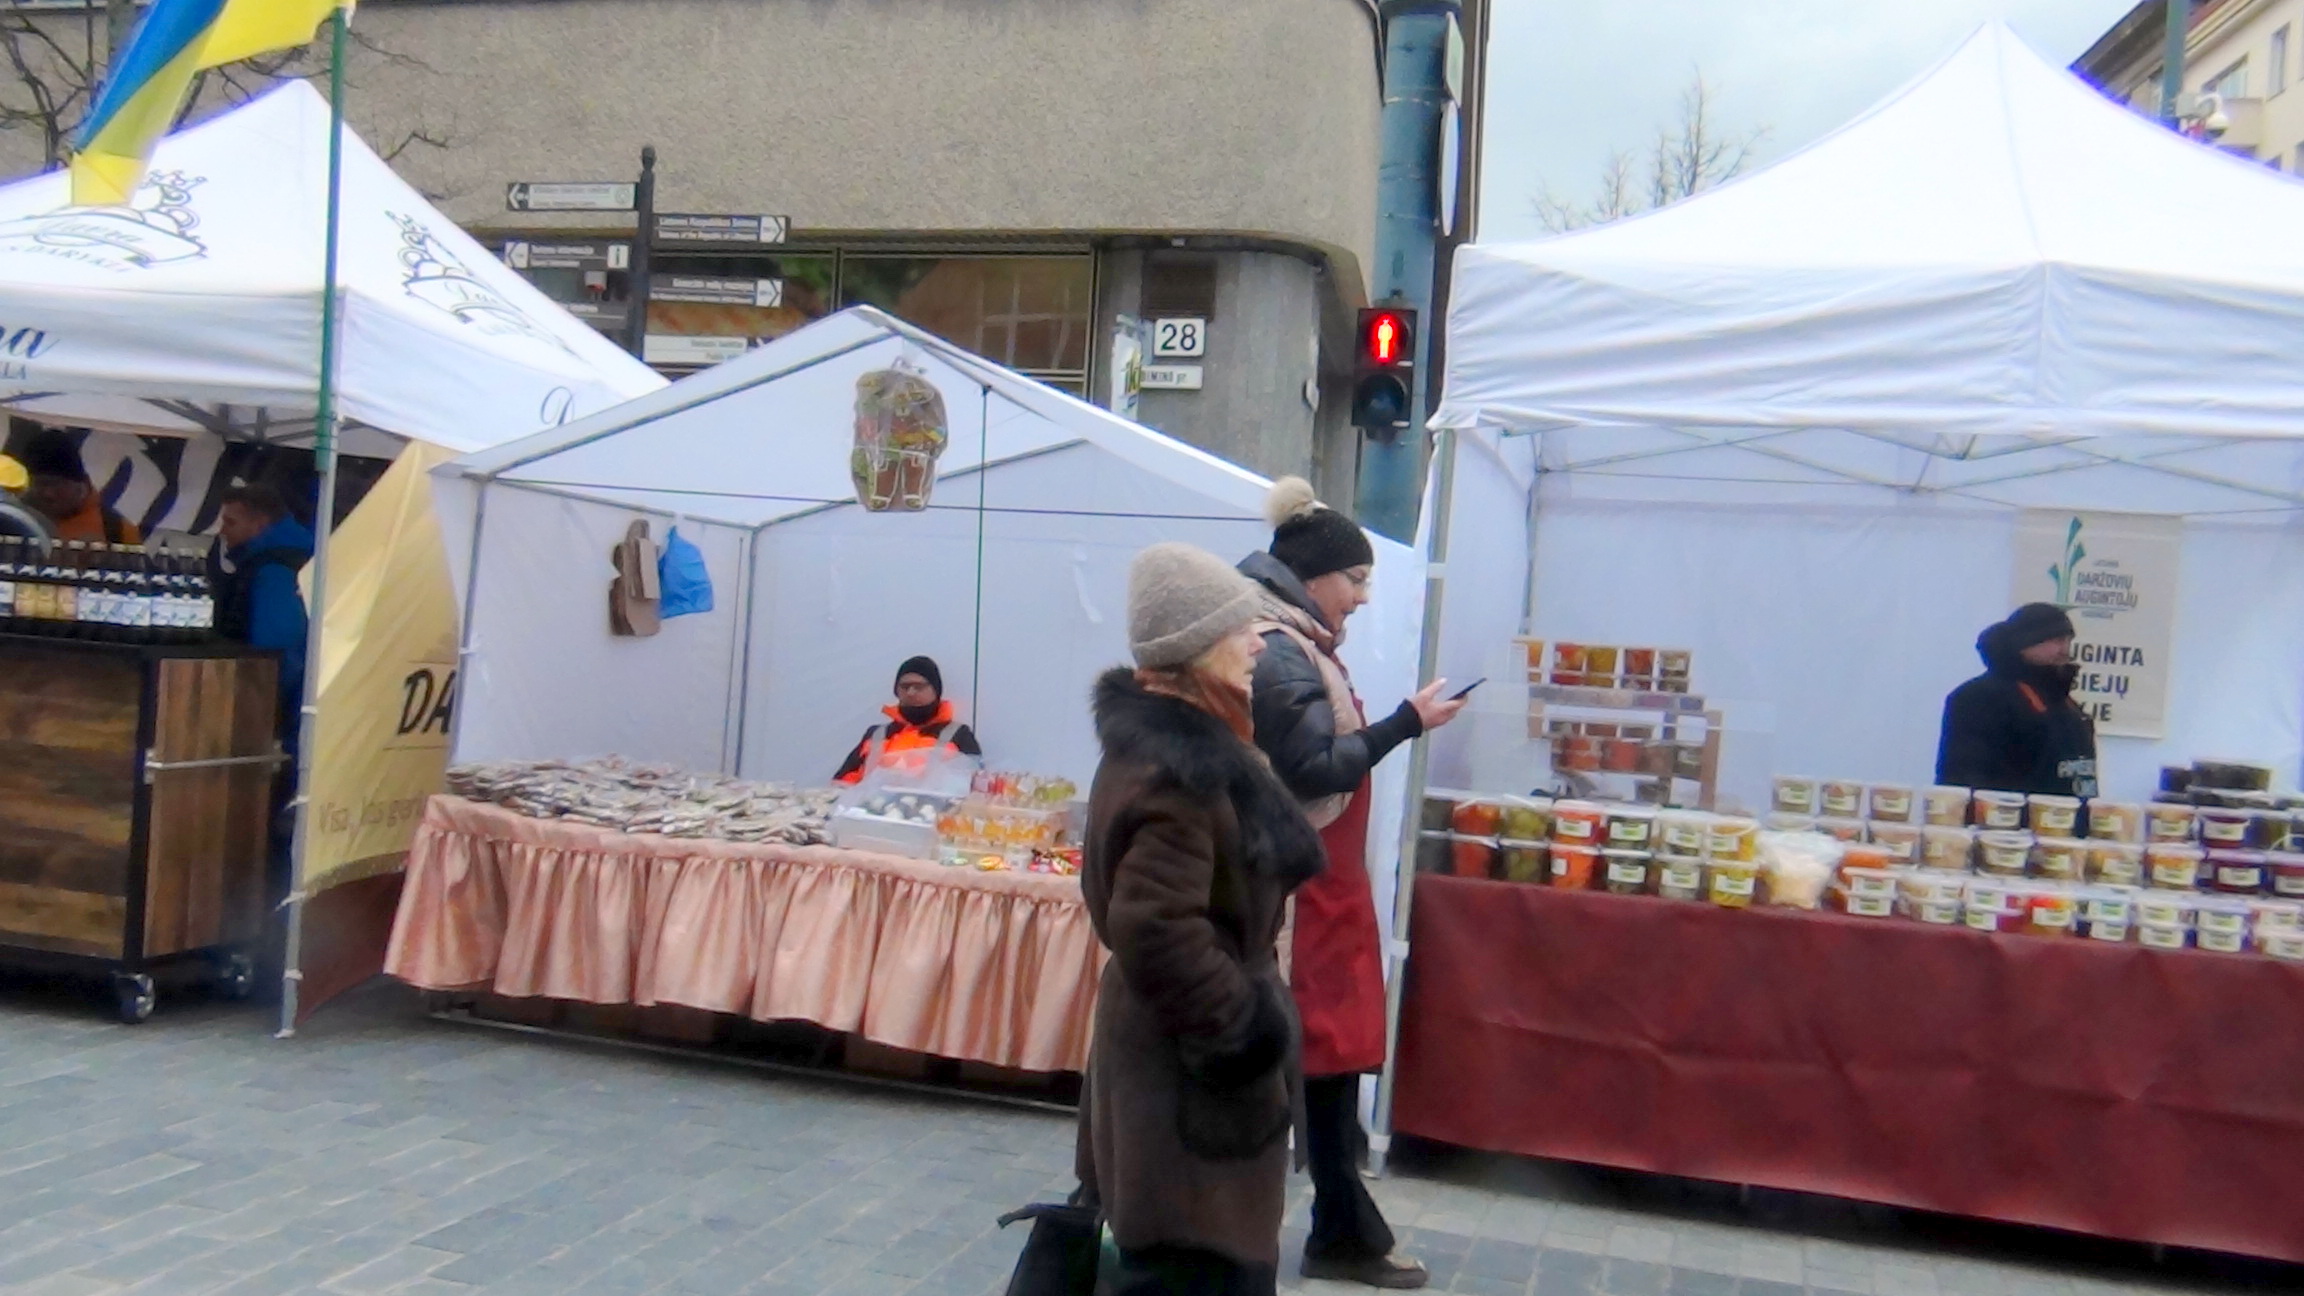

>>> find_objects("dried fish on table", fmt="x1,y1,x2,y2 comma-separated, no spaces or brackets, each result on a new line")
444,756,838,844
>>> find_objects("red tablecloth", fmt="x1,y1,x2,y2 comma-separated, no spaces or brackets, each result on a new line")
385,795,1103,1073
1394,876,2304,1263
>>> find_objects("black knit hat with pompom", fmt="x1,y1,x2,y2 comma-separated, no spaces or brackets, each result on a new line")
1265,476,1373,582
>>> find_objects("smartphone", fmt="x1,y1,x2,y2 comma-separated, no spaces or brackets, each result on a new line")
1447,677,1486,701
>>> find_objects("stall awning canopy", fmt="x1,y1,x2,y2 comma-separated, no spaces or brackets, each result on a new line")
1435,22,2304,512
0,79,660,451
448,305,1279,528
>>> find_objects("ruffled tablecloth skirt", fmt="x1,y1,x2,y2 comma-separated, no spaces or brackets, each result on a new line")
385,794,1103,1073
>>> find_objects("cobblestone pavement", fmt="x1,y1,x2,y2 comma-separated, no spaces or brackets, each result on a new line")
0,972,2294,1296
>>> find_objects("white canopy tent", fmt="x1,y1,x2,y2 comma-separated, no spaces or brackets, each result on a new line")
0,79,657,455
0,79,662,1027
1369,21,2304,1164
432,305,1425,894
1422,21,2304,810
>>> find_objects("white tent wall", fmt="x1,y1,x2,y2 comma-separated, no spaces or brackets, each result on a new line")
1418,431,1537,797
1457,481,2304,814
445,483,751,772
738,436,1425,792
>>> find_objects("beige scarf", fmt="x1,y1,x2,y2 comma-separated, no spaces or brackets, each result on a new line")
1250,591,1363,831
1255,591,1363,985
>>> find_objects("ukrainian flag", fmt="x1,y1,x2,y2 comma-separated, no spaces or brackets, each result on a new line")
71,0,352,207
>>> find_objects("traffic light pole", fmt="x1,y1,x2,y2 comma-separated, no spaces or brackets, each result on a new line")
1353,0,1458,544
2159,0,2189,124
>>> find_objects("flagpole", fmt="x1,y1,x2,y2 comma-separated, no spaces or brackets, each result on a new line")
277,6,349,1038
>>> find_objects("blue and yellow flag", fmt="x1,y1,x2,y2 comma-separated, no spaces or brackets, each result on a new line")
71,0,352,207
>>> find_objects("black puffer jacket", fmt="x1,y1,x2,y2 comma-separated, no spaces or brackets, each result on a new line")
1935,621,2098,798
1237,552,1421,802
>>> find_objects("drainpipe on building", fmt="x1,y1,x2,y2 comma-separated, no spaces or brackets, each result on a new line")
1353,0,1458,543
2159,0,2189,125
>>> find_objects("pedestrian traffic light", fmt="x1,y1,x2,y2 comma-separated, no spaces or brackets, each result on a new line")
1351,307,1416,436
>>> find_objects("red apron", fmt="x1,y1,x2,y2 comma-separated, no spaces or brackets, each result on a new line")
1290,777,1387,1077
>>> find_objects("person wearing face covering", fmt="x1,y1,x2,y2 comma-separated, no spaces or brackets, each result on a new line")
833,655,982,784
1936,603,2099,799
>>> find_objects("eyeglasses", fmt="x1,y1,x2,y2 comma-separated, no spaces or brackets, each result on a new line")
1343,568,1373,590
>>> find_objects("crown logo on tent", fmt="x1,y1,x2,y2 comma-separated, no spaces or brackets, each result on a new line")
390,212,577,358
0,170,207,271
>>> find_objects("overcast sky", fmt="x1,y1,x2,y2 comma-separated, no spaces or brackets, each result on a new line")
1478,0,2145,242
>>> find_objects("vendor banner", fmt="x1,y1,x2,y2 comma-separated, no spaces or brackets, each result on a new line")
300,440,460,892
2011,510,2181,740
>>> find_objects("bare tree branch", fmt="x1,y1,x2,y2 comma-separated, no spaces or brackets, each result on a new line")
1531,68,1769,233
0,6,457,184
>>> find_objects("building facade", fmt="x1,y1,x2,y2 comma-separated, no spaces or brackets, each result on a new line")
2079,0,2304,170
0,0,1476,506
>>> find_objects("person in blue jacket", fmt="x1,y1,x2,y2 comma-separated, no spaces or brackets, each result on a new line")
214,483,314,743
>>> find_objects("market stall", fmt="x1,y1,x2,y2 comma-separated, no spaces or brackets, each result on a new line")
1375,23,2304,1260
390,307,1424,1070
0,629,277,1022
0,81,663,1021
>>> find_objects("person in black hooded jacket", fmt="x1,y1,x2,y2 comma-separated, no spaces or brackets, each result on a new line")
1936,603,2098,799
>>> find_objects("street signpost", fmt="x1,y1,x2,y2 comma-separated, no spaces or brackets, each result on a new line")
505,180,637,212
501,240,630,272
654,213,790,245
650,276,785,308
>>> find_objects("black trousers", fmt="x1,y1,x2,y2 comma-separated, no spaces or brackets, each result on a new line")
1100,1244,1276,1296
1303,1074,1395,1263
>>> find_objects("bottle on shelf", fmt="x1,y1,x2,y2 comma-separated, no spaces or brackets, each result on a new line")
87,543,118,642
145,547,174,642
123,544,154,643
189,552,216,639
57,541,90,639
0,536,20,631
16,537,53,634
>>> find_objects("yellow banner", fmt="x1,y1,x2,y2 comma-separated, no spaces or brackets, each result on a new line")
299,440,459,892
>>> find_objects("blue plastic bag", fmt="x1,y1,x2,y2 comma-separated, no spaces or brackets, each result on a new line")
656,526,714,619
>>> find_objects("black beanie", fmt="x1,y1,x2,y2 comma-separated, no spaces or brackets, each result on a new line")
895,655,943,698
2001,602,2076,651
19,429,86,482
1264,476,1373,583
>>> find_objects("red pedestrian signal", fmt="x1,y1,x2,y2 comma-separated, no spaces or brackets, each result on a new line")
1352,307,1417,435
1366,310,1408,364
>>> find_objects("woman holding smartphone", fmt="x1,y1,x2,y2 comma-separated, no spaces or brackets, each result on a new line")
1237,478,1467,1290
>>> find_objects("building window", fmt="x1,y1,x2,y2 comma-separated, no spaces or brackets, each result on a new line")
1143,254,1219,320
2275,27,2291,96
839,255,1093,390
2205,58,2249,101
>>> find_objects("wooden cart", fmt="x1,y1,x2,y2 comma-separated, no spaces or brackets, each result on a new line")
0,633,281,1021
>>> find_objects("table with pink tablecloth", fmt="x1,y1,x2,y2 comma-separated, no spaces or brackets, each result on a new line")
385,794,1104,1073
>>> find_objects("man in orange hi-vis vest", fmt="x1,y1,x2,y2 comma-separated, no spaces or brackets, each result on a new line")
834,655,983,785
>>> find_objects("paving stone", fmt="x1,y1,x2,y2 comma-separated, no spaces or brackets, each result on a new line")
1603,1258,1672,1296
1538,1247,1608,1289
1667,1267,1739,1296
1463,1238,1542,1283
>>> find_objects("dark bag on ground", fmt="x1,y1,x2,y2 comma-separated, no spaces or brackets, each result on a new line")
997,1198,1101,1296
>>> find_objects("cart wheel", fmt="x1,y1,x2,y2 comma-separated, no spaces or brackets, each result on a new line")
213,954,255,1002
113,973,156,1025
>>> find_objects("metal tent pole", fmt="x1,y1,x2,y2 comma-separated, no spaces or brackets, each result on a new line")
1369,422,1458,1174
276,8,350,1039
